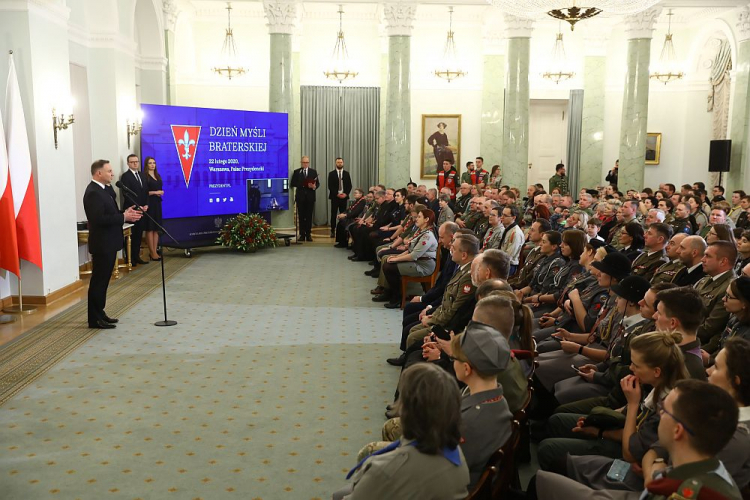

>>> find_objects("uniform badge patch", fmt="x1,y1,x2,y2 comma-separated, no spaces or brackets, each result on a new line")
422,241,426,245
462,285,472,294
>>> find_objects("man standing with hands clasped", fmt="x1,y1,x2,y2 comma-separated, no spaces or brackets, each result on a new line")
84,160,142,329
328,157,352,237
119,154,149,265
291,155,319,242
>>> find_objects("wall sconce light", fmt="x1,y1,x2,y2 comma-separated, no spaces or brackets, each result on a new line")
52,108,74,149
126,112,143,149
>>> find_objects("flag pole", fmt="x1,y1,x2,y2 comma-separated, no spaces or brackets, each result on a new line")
3,270,37,315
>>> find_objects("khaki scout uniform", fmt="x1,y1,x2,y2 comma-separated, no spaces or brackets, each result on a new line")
695,270,735,354
631,249,669,281
650,259,685,285
509,245,543,288
406,264,475,348
608,216,636,250
482,225,504,251
473,216,490,241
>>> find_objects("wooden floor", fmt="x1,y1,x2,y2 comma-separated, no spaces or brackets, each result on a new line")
0,278,89,348
0,229,337,349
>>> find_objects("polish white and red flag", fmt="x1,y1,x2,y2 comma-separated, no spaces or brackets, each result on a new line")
0,100,19,277
6,53,42,270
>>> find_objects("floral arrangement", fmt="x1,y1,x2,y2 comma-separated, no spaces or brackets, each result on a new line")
216,213,277,252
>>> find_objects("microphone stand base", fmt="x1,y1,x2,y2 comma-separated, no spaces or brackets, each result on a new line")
155,320,178,327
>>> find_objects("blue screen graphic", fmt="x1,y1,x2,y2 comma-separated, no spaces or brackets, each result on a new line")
140,104,289,219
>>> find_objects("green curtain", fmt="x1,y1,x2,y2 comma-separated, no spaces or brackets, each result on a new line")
300,86,380,226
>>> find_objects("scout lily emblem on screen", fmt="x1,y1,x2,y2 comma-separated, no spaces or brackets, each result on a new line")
170,125,202,187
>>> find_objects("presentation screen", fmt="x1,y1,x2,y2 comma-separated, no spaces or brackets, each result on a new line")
140,103,289,220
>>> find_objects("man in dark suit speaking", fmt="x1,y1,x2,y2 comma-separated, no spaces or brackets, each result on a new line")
290,155,319,242
83,159,142,329
119,154,149,265
327,157,352,237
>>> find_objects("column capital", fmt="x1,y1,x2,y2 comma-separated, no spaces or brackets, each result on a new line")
263,0,298,35
383,3,417,37
503,14,533,39
737,4,750,43
162,0,178,32
623,7,661,40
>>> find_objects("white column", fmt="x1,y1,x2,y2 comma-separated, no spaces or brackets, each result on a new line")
617,7,660,192
383,3,416,188
263,0,297,228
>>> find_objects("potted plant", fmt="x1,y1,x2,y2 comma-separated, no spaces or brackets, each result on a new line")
216,213,278,253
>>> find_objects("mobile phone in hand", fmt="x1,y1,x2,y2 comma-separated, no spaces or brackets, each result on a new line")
431,325,451,341
571,364,582,373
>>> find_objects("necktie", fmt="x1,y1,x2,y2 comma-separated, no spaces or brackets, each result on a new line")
338,170,343,192
135,171,142,187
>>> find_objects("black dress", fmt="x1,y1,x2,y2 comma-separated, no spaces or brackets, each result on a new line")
144,174,163,231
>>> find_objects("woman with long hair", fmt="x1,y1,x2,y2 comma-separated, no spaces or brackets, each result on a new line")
142,156,163,261
713,277,750,358
620,221,645,262
706,223,736,245
538,330,689,471
535,241,606,339
337,363,468,499
530,229,586,317
488,164,502,187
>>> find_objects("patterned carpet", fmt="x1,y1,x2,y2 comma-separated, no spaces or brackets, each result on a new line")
0,245,402,499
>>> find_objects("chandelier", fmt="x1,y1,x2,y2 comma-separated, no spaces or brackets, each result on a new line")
212,2,246,80
492,0,661,30
324,6,358,84
434,6,466,83
650,9,684,85
542,30,575,84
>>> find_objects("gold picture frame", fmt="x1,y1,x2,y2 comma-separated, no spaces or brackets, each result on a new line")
646,133,661,165
421,114,461,179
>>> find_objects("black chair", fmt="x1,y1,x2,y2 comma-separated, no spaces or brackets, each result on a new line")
510,348,538,465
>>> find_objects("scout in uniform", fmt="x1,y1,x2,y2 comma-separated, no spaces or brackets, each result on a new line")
509,245,543,288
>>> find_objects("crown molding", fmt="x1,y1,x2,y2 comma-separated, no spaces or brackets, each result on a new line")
0,0,70,30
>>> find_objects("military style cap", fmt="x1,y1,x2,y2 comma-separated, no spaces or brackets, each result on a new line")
460,321,511,375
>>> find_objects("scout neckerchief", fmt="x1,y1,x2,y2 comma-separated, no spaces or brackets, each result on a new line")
346,439,461,479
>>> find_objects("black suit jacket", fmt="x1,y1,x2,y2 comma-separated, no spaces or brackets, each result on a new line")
674,266,706,287
119,169,148,209
328,169,352,200
290,168,319,202
84,181,125,254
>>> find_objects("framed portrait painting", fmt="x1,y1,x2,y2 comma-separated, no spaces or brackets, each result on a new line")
645,133,661,165
421,114,461,178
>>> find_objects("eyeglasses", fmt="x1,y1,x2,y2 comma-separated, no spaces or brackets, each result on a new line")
656,401,695,435
447,354,467,363
724,293,738,301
